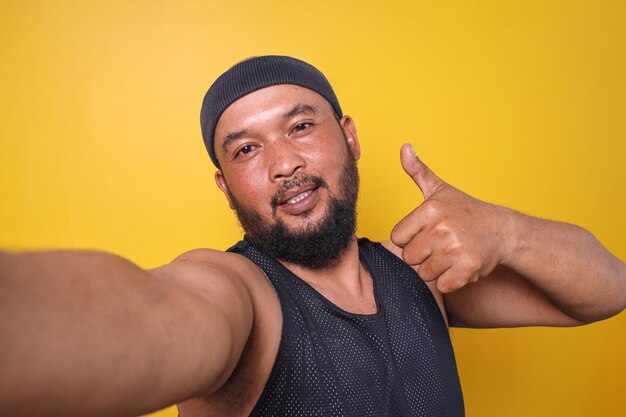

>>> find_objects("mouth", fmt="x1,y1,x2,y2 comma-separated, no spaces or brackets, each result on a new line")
286,189,314,204
272,175,325,216
276,187,320,215
272,174,326,206
270,173,327,216
276,184,319,206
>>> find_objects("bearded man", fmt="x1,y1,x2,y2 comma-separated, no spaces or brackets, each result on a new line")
1,56,625,417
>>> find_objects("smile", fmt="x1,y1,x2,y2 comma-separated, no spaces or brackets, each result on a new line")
286,190,313,205
276,187,321,216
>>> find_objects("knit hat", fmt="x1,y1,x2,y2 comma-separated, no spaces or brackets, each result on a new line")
200,55,343,168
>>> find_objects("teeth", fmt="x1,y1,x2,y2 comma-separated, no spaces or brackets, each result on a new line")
287,190,312,205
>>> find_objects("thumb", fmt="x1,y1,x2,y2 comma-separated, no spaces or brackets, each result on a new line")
400,144,444,199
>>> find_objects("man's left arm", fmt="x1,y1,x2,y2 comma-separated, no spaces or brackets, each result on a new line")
390,144,626,328
445,213,626,327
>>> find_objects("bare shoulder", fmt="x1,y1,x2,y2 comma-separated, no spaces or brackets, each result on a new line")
150,248,276,305
150,247,282,361
380,239,406,262
155,248,284,416
380,240,449,325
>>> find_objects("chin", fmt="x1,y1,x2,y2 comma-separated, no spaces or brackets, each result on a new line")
283,208,327,229
231,154,359,269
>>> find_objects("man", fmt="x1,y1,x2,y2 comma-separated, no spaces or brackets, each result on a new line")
1,56,625,417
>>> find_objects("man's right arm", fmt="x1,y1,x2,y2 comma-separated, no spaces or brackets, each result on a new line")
0,248,263,417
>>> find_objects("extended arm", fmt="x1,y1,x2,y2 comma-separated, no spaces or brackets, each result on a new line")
390,144,626,328
0,249,258,417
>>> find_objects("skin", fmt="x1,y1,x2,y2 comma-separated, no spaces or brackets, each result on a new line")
1,84,625,417
213,85,371,310
179,84,626,415
391,144,626,326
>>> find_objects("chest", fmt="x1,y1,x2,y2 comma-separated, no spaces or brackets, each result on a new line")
245,242,463,417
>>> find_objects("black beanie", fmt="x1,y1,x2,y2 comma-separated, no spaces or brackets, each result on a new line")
200,55,343,168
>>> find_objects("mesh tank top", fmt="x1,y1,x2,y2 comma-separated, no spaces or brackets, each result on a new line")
228,237,464,417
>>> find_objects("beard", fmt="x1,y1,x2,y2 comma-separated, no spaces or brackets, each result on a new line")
229,152,359,270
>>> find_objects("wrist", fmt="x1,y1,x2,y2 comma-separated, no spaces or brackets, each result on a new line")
497,206,530,268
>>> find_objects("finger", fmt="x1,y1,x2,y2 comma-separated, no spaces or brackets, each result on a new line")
436,267,476,294
391,209,423,247
390,201,441,247
400,143,445,199
416,252,452,282
400,230,433,265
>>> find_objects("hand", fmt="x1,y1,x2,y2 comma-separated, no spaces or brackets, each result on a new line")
391,144,514,293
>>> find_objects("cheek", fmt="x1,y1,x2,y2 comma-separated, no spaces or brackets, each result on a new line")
305,131,348,165
310,140,350,178
230,178,265,204
229,174,271,211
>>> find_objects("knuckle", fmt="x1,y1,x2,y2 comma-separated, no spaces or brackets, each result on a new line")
437,279,453,293
460,254,481,274
457,266,474,282
439,276,464,293
432,222,451,238
390,228,405,246
421,201,442,218
441,241,460,257
402,249,415,265
449,280,466,293
447,232,462,249
404,242,430,266
417,264,434,281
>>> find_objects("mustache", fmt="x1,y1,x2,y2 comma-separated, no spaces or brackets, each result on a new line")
271,173,326,209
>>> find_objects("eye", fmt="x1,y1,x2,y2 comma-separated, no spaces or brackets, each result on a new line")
236,144,255,157
292,122,312,133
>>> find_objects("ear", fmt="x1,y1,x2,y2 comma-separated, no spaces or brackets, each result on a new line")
339,115,361,160
215,170,235,209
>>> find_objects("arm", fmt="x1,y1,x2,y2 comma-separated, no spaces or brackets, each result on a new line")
445,211,626,327
390,144,626,328
0,248,259,417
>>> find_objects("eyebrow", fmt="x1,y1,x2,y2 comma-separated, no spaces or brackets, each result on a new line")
283,103,317,119
221,103,319,153
222,129,249,153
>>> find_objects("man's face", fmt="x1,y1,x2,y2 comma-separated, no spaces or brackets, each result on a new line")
213,84,361,268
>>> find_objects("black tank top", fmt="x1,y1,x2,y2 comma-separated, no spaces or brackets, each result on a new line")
228,238,464,417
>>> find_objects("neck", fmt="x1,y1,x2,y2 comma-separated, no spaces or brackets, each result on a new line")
278,236,377,315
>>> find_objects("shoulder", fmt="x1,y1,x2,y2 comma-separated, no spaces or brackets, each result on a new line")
156,248,283,414
379,240,449,325
152,248,266,291
379,239,408,263
150,248,280,322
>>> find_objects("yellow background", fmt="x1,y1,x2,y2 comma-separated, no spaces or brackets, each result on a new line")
1,1,625,416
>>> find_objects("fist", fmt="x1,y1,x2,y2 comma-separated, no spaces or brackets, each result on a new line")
391,144,513,293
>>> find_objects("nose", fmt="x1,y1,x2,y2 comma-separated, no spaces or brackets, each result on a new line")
268,141,306,181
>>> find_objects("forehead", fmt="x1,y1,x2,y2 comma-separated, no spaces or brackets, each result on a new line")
215,84,334,141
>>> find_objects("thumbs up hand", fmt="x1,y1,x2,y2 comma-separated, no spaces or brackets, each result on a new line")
391,144,514,293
